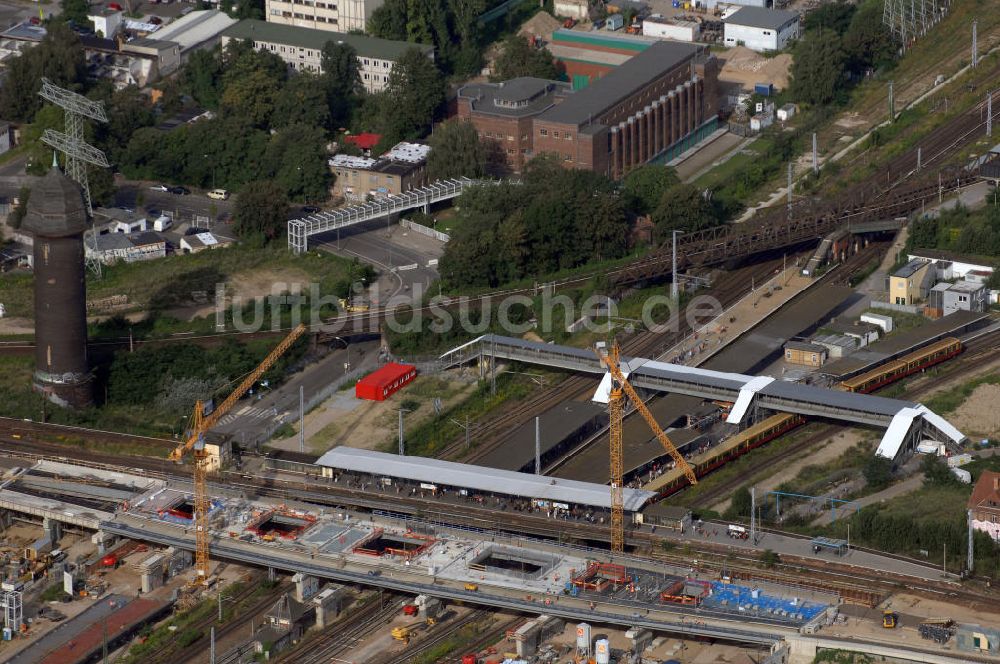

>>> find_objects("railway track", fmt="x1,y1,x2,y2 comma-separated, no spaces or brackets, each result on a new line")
4,435,1000,613
683,324,1000,511
276,592,403,664
140,573,276,664
437,256,793,465
377,610,491,664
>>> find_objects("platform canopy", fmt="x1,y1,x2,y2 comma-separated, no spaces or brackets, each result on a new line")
315,447,655,512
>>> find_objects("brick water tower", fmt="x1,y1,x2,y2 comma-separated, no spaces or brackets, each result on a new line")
23,168,93,408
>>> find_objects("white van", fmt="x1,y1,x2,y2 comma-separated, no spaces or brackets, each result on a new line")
153,215,172,232
207,189,229,201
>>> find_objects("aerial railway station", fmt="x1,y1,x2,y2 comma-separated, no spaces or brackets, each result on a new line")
441,334,968,465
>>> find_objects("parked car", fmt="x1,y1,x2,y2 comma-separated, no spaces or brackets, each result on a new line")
29,16,41,25
169,185,190,195
149,16,162,24
301,205,321,215
108,2,123,10
207,188,229,200
150,184,169,192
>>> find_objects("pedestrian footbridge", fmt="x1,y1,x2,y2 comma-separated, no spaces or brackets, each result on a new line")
441,335,966,462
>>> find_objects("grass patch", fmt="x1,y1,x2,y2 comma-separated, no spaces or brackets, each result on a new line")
923,373,1000,415
0,243,360,322
40,582,70,602
775,439,870,496
665,425,817,509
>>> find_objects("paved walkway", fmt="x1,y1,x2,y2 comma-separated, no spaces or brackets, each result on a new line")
661,261,812,365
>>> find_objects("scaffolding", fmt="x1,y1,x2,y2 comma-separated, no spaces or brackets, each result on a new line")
1,587,23,633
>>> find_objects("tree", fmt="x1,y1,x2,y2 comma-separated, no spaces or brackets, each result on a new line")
321,42,361,127
651,184,719,240
367,0,407,40
863,455,893,490
759,549,780,568
491,35,559,82
427,120,485,180
221,68,281,127
228,0,264,19
23,105,65,176
264,124,331,203
0,23,86,121
233,181,290,243
622,165,679,215
921,454,957,487
791,29,847,106
370,48,445,143
97,86,156,163
7,187,30,230
182,48,224,108
844,1,897,74
727,486,752,519
802,0,855,34
274,74,332,130
60,0,92,26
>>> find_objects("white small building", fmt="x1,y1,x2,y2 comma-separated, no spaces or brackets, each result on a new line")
777,103,797,122
724,7,800,52
642,16,700,42
554,0,589,20
88,8,123,38
180,232,234,254
112,218,148,234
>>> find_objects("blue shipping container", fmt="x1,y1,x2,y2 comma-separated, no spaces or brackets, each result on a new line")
754,83,773,96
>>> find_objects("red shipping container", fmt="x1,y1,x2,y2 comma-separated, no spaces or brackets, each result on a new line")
355,363,417,401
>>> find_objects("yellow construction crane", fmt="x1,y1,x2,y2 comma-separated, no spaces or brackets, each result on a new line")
599,342,698,553
170,323,307,583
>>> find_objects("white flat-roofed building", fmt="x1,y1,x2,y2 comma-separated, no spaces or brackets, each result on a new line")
724,7,800,52
264,0,383,34
221,19,433,93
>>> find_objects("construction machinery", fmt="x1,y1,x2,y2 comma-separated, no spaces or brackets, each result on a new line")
392,617,437,643
882,610,899,629
169,323,307,584
598,342,697,553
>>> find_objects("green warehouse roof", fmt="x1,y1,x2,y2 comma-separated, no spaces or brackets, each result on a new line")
222,19,433,61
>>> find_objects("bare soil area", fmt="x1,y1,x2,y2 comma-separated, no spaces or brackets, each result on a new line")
717,46,792,90
950,383,1000,439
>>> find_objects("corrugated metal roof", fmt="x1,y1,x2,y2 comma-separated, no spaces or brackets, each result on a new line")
725,7,799,30
314,447,655,511
155,10,236,51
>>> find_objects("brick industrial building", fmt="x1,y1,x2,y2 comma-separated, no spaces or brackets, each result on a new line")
457,41,719,178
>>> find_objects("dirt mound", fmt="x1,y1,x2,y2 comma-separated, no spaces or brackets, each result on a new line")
519,11,562,42
717,46,792,91
951,383,1000,438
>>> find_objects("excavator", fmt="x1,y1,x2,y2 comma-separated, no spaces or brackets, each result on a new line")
882,610,899,629
170,323,307,584
392,617,437,644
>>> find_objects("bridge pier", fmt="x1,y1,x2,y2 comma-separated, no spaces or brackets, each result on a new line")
43,517,62,545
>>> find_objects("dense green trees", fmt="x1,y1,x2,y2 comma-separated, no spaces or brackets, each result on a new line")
651,184,720,240
491,35,559,82
863,456,893,490
908,201,1000,258
427,121,486,180
60,0,92,26
0,23,86,122
233,181,291,243
367,0,485,76
621,165,680,215
362,48,445,147
321,42,361,128
439,156,631,288
791,29,847,106
791,0,897,107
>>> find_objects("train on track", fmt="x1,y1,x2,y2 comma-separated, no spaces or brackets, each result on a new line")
837,337,963,393
640,338,965,499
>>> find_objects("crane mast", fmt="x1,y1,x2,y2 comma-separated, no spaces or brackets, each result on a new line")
599,342,698,552
171,323,308,583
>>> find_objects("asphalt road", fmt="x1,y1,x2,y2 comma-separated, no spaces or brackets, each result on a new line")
314,218,445,305
211,341,379,445
113,179,236,224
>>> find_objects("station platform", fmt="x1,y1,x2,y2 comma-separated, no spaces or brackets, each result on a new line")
820,310,992,380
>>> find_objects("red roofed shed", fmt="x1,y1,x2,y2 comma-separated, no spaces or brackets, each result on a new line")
356,363,417,401
343,133,382,152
